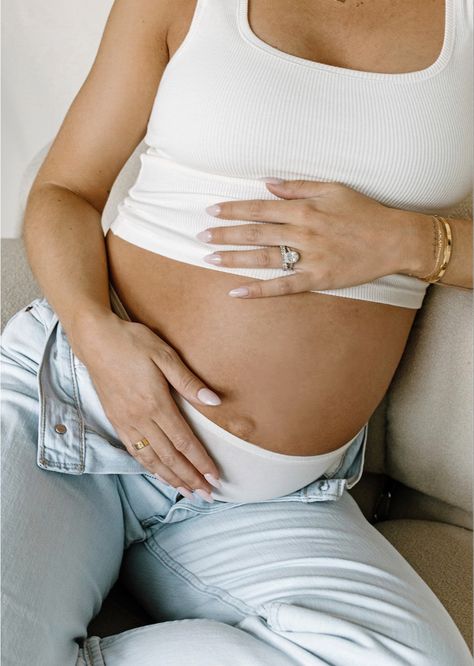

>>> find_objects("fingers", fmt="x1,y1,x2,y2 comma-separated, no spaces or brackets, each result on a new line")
227,271,313,298
154,344,221,408
113,422,167,477
137,419,217,495
205,198,306,226
114,423,216,501
198,221,297,248
203,246,304,271
153,352,222,480
150,387,221,482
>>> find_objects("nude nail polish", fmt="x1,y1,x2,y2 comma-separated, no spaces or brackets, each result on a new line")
204,473,222,489
203,253,222,265
197,388,221,405
228,287,249,297
196,230,213,242
205,204,221,216
177,486,194,500
195,489,214,503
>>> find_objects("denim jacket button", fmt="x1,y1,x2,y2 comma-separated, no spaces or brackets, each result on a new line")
318,479,330,491
54,423,68,434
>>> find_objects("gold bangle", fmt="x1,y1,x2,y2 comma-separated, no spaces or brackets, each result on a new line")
418,215,453,283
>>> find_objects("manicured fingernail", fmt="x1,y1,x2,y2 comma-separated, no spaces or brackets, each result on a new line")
258,177,284,184
196,230,213,242
204,473,222,489
197,388,222,405
228,287,249,298
205,204,221,216
203,253,222,265
195,489,214,503
177,486,194,500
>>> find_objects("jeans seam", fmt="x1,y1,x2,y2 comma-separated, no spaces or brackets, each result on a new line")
37,459,85,472
266,600,282,629
38,328,52,470
67,336,87,470
346,423,369,490
83,636,105,666
29,309,48,331
18,298,49,330
86,640,93,666
144,535,258,619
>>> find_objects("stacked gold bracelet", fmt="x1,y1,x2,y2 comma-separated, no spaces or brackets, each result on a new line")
417,215,453,283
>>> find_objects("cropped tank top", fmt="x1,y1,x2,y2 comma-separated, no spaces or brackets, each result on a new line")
108,0,473,309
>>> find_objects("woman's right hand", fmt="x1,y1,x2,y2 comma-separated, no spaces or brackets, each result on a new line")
69,310,222,501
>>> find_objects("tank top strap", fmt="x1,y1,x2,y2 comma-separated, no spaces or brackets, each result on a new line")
459,0,473,28
449,0,473,81
166,0,241,68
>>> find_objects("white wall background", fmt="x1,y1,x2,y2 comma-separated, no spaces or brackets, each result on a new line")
2,0,114,237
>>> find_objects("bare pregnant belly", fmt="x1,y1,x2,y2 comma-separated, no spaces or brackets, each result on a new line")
105,230,417,455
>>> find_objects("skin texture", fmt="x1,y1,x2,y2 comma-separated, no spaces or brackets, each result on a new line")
22,1,472,494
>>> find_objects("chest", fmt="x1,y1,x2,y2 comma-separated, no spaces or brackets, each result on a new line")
146,0,472,212
168,0,446,75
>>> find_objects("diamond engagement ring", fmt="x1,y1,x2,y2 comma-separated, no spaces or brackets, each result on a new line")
279,245,301,271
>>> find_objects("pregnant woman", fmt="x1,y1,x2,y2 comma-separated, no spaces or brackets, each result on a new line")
2,0,473,663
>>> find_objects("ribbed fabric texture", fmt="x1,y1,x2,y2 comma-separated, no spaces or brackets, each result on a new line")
109,0,473,309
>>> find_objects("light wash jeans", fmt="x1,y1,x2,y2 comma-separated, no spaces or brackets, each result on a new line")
1,295,471,666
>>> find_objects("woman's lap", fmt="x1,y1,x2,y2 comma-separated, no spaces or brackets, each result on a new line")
117,490,471,666
1,298,472,665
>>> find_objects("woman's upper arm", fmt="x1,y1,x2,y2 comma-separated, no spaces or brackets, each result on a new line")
29,0,173,213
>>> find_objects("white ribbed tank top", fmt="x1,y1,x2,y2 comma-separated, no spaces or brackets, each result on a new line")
109,0,473,309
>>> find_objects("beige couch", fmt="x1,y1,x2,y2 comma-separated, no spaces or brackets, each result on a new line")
2,144,473,651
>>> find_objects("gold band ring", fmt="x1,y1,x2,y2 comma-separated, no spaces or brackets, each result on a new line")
132,437,151,451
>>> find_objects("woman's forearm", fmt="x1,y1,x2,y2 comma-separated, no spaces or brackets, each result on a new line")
22,183,117,353
395,209,473,289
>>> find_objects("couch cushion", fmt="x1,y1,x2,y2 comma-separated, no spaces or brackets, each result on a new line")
375,519,473,651
1,238,42,330
385,282,473,513
388,481,473,531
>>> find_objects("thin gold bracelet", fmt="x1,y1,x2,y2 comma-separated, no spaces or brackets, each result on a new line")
418,215,453,283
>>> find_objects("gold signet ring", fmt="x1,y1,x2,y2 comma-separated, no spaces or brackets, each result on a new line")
132,437,151,451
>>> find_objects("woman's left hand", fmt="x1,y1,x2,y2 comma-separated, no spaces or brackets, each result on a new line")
198,179,420,298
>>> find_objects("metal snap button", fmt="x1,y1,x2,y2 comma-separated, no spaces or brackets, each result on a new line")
318,479,329,491
54,423,67,434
